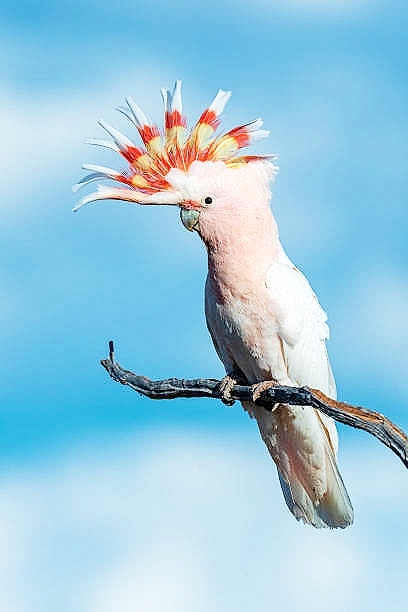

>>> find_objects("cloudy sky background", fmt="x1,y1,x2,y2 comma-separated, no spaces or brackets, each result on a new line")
1,0,408,609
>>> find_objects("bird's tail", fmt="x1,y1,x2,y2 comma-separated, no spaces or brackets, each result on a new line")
252,403,353,528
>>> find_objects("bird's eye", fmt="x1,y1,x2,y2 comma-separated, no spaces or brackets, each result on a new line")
202,195,214,206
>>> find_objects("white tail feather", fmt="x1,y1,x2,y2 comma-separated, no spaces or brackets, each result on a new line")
253,403,353,529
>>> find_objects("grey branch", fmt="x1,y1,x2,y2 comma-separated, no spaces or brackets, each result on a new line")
101,340,408,470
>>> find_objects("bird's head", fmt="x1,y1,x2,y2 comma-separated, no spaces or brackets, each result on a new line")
73,81,278,244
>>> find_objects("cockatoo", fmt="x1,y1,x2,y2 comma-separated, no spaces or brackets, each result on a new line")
74,81,353,528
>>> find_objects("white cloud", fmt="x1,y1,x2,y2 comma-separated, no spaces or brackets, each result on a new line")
86,543,214,612
0,428,407,611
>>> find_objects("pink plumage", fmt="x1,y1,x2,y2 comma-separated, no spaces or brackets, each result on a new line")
75,82,353,528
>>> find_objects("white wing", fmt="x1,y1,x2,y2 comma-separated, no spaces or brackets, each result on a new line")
265,260,338,443
266,261,335,392
256,259,353,528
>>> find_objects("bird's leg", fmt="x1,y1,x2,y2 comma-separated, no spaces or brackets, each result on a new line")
251,379,279,403
217,370,247,406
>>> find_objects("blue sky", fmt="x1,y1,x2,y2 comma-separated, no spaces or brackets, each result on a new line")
2,0,408,609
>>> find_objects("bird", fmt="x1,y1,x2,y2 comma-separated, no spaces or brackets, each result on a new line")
74,81,354,528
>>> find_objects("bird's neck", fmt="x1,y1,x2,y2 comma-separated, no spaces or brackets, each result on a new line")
205,206,282,301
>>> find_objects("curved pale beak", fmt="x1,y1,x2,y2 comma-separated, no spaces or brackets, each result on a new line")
180,208,200,232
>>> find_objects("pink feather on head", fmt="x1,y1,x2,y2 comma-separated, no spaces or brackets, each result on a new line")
73,81,273,211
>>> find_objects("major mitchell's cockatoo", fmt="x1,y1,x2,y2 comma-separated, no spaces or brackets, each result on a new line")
74,81,353,528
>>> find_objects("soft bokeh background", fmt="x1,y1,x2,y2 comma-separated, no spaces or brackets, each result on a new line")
2,0,408,609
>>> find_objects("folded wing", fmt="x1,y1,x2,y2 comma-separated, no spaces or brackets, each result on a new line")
255,260,353,528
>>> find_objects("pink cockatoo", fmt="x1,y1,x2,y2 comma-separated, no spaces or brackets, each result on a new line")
74,81,353,528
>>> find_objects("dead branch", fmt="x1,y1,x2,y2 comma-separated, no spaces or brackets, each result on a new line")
101,341,408,470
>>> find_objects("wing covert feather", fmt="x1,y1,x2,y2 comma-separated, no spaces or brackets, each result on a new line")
266,261,336,396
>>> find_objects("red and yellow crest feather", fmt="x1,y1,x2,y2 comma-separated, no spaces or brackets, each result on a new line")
73,81,273,210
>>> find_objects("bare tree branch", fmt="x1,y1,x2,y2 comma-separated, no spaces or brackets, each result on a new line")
101,340,408,470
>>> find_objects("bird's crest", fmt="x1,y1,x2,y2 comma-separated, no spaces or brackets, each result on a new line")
73,81,272,210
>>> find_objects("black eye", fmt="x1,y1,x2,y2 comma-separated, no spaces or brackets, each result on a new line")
201,194,215,207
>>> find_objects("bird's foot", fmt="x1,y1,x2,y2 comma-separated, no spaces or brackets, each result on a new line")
217,372,246,406
251,379,278,403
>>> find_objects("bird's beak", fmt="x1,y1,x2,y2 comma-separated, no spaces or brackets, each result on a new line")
180,208,200,232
